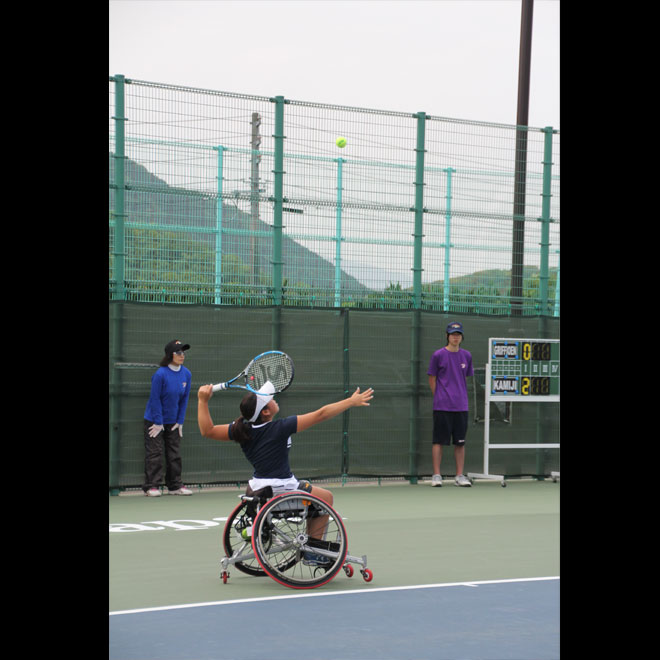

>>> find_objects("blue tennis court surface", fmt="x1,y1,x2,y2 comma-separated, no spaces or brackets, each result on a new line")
110,577,559,660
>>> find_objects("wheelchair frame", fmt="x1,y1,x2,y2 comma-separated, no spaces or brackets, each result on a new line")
220,489,373,589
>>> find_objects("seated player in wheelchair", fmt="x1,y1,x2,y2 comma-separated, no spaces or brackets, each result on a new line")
197,381,374,564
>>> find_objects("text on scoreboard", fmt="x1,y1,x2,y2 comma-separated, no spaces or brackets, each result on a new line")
489,339,560,397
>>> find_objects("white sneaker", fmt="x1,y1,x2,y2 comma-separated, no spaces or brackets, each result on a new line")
169,486,193,495
146,488,161,497
454,474,471,487
431,474,442,487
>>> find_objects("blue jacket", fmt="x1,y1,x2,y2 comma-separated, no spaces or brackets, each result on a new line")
144,366,192,425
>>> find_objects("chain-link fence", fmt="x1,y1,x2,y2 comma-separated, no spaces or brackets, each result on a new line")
110,76,559,316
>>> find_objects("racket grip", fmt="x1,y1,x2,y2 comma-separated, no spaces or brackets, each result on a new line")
212,383,227,393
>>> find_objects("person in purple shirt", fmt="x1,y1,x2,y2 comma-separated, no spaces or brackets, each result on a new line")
427,321,474,487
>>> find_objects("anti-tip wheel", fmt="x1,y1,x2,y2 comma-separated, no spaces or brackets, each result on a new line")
361,568,373,582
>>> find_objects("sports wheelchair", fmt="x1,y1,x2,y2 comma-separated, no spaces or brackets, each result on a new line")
220,484,373,589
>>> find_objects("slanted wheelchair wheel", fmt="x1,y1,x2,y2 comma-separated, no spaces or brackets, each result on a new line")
223,499,266,577
251,492,348,589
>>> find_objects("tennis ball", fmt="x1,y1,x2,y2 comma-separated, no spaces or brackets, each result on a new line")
336,136,347,148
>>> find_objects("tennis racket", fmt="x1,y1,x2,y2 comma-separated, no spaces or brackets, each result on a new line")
212,350,294,395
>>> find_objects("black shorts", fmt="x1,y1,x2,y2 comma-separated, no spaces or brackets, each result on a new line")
432,410,468,446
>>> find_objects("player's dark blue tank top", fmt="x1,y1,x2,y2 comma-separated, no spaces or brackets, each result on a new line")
229,415,298,479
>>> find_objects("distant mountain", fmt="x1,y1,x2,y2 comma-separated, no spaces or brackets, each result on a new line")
109,154,371,294
426,266,557,293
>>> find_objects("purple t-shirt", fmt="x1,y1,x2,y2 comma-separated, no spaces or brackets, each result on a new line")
427,347,474,411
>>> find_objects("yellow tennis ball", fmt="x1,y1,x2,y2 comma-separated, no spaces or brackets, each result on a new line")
336,136,347,148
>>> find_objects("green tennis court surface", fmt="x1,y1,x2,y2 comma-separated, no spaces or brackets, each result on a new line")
109,480,559,613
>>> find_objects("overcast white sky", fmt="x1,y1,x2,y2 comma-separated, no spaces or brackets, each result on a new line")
109,0,559,129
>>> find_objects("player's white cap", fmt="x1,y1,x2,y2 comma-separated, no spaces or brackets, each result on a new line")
249,381,275,422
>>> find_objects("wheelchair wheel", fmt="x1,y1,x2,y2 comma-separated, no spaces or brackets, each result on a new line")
251,492,348,589
222,499,266,577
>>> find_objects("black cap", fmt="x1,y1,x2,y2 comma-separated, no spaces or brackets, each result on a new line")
164,340,190,356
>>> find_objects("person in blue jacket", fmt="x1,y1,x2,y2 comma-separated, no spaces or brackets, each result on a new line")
143,340,193,496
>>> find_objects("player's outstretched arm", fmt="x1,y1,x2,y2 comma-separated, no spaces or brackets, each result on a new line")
296,387,374,433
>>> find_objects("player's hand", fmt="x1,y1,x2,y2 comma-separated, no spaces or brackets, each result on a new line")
172,423,183,437
197,384,214,402
350,387,374,407
147,423,164,438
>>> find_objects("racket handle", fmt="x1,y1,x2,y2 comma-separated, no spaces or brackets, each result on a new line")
212,382,227,393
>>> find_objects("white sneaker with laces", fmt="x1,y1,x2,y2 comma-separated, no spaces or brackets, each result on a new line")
169,486,193,495
431,474,442,487
454,474,472,487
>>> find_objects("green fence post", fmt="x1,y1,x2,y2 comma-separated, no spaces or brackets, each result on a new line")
412,113,425,309
341,308,350,481
272,96,285,308
535,126,556,479
112,75,126,302
335,157,344,307
109,74,127,494
270,96,286,348
538,127,555,317
443,167,455,312
409,112,426,484
214,145,225,305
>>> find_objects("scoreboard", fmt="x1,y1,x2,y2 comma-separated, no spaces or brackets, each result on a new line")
467,337,560,486
488,338,560,401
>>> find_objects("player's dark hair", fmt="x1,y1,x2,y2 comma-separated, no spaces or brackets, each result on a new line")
159,354,172,367
231,392,263,445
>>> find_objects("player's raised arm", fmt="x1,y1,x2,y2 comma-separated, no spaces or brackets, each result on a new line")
197,384,232,441
296,387,374,433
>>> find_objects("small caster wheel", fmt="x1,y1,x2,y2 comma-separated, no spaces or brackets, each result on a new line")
344,564,354,578
501,481,507,488
361,568,373,582
221,571,228,584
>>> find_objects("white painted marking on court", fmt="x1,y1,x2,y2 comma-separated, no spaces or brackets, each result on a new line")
109,576,559,616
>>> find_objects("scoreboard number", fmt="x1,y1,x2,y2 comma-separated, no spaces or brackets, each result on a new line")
521,376,550,396
522,341,552,361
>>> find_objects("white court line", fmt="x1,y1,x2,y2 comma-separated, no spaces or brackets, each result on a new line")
109,575,559,616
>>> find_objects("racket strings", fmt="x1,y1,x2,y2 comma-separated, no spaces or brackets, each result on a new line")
247,354,294,391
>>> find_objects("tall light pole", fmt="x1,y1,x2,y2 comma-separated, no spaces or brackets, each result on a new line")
510,0,534,317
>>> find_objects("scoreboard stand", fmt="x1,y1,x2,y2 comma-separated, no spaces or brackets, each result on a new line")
467,338,560,487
